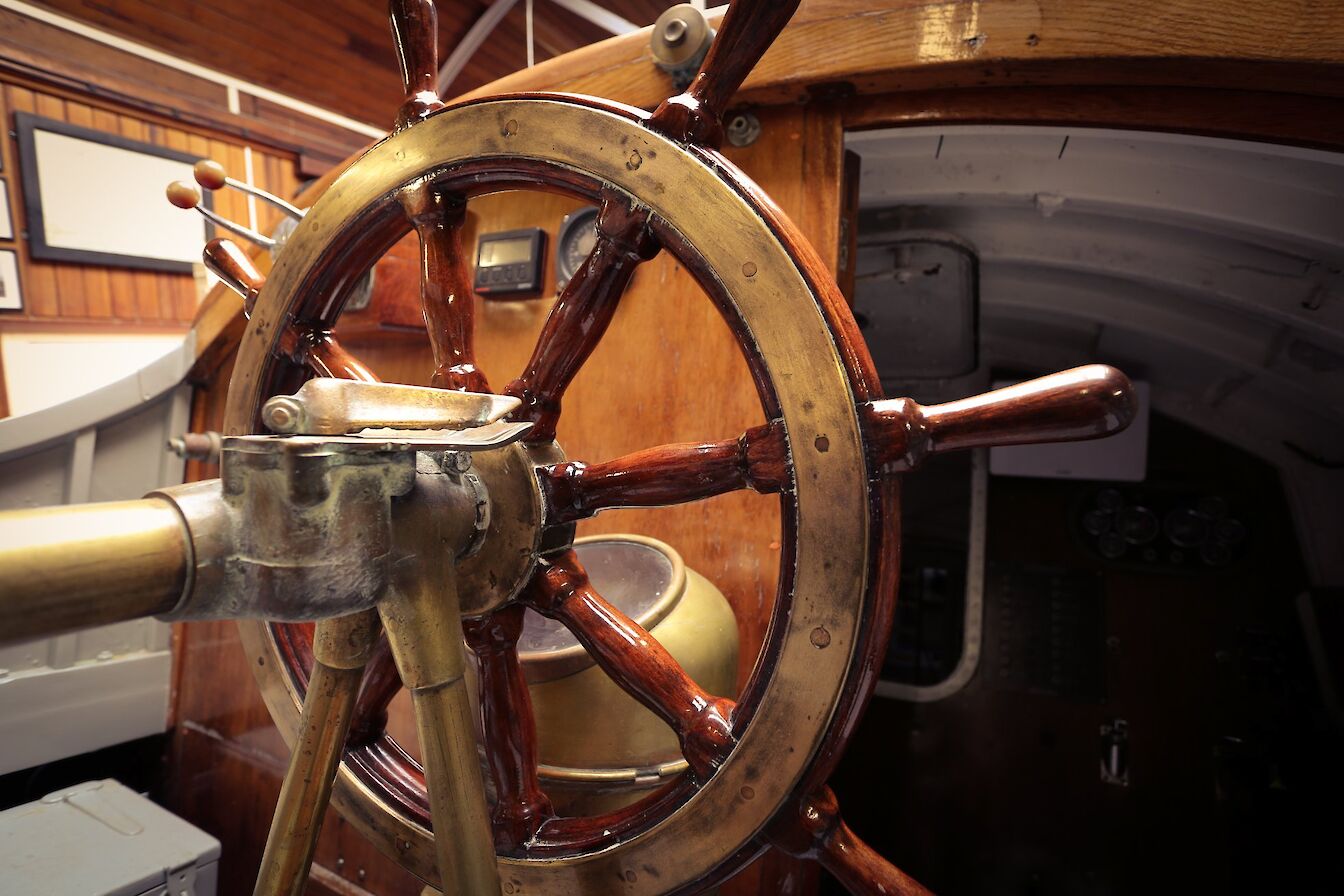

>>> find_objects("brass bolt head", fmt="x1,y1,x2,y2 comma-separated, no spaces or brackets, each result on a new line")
262,397,303,433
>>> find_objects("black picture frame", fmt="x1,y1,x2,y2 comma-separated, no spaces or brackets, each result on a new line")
13,112,212,273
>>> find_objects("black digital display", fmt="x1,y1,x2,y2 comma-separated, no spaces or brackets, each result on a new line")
474,227,545,297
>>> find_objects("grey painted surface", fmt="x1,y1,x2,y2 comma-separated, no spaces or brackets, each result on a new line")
0,335,195,775
849,125,1344,587
0,779,219,895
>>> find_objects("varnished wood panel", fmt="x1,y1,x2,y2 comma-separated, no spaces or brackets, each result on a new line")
462,0,1344,108
0,8,365,172
37,0,672,129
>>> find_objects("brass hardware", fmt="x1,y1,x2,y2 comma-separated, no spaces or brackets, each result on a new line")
651,4,714,90
0,499,190,646
168,431,223,463
453,442,553,617
380,476,500,895
261,379,521,435
725,111,762,148
516,535,738,816
253,610,381,896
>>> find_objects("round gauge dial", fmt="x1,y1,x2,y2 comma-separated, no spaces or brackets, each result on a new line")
556,205,600,290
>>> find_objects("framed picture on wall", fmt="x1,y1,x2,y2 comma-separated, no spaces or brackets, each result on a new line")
0,180,12,240
0,250,22,311
13,112,212,273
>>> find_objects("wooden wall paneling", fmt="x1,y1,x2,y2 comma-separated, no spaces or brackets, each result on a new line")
0,336,9,419
31,0,669,129
0,7,227,111
0,7,364,173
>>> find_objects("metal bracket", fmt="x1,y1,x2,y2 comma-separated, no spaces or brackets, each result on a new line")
262,379,522,436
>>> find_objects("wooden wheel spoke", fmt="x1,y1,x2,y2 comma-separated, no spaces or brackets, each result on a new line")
389,0,446,129
505,188,660,442
463,605,553,852
348,636,402,746
398,183,489,392
276,324,379,383
540,419,787,524
770,785,934,896
521,551,735,780
649,0,803,147
864,365,1136,472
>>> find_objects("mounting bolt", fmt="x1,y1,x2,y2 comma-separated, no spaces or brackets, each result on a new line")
651,4,715,91
262,396,304,434
663,17,687,45
725,112,762,148
448,451,473,473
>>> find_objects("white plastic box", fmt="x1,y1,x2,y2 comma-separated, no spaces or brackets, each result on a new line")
0,779,220,896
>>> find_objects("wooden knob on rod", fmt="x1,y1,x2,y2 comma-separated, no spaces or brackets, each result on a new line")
204,237,265,316
193,159,228,191
866,365,1137,472
166,180,202,209
389,0,445,128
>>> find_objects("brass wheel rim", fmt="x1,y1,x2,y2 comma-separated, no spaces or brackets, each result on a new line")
229,95,872,893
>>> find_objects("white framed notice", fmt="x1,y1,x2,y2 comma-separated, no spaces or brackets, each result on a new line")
0,250,21,311
14,112,211,273
0,180,12,240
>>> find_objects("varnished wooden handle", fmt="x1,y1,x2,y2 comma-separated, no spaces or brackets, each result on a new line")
523,553,735,779
389,0,444,127
866,365,1135,470
651,0,802,146
203,238,264,316
463,605,552,852
771,787,934,896
541,420,786,523
399,183,488,391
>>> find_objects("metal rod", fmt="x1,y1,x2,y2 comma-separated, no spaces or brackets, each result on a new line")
0,499,189,646
379,484,499,895
253,611,380,896
224,175,305,221
197,205,278,249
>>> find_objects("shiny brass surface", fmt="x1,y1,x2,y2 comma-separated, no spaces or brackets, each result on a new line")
0,499,189,646
525,535,739,816
262,379,521,435
254,611,380,896
380,477,500,895
231,96,870,893
453,442,549,617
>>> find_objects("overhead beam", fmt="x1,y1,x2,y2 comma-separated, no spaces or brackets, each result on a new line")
438,0,522,95
547,0,639,35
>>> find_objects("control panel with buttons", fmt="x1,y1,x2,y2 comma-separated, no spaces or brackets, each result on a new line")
474,227,546,297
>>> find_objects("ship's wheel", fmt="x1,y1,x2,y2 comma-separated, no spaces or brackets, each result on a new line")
210,2,1135,894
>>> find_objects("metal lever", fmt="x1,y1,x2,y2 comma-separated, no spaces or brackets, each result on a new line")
203,238,265,315
262,378,525,440
194,158,305,221
166,180,278,249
